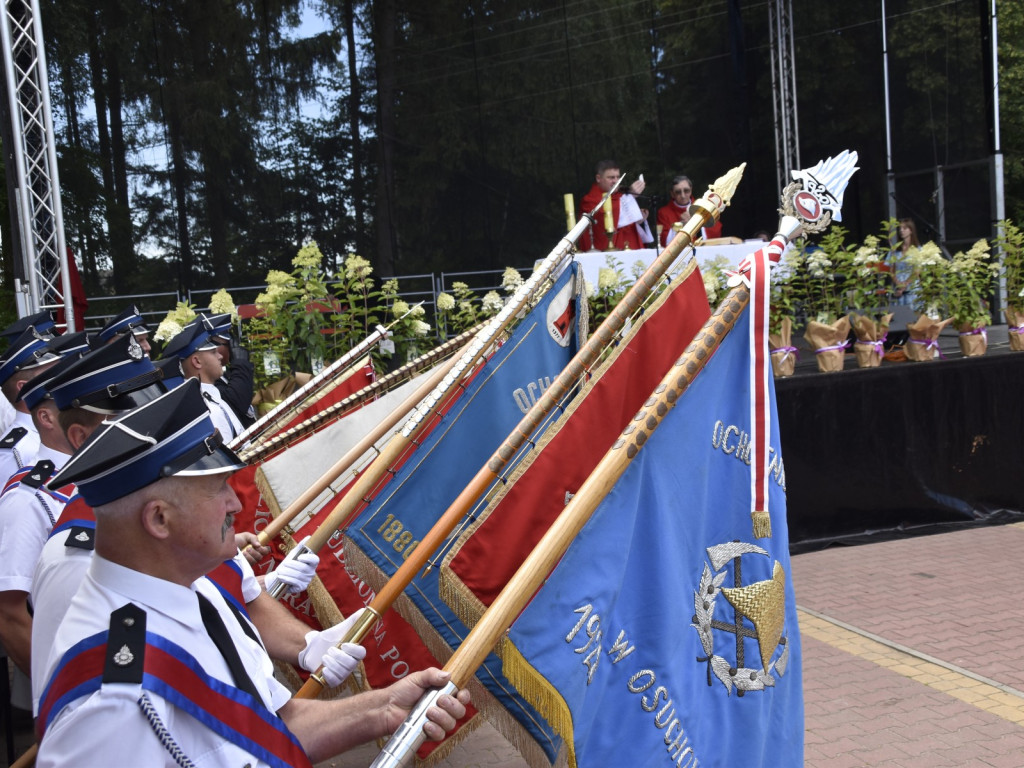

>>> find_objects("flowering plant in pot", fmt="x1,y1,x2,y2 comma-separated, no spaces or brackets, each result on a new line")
997,220,1024,350
845,230,895,367
946,239,998,357
904,241,951,361
767,247,804,377
794,228,854,373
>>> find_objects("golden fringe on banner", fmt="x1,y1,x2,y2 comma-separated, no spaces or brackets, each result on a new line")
438,260,698,631
342,488,563,768
501,639,579,768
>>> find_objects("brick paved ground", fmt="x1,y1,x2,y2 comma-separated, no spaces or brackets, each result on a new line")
9,524,1024,767
319,524,1024,767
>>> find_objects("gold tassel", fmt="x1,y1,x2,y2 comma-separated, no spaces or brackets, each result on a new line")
751,509,772,539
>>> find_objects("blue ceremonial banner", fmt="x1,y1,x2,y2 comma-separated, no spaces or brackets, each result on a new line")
504,303,803,768
343,262,584,764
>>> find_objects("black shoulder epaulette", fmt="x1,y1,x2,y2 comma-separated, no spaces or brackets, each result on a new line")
103,603,147,683
21,459,55,489
65,525,95,551
0,427,27,450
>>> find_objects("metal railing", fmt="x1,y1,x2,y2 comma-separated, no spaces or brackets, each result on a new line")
79,267,519,337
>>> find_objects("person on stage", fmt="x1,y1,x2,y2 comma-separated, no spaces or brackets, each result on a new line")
578,159,652,251
656,174,722,247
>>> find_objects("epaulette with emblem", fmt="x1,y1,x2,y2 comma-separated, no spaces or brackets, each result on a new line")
0,426,26,450
103,603,146,684
65,525,95,551
20,459,56,489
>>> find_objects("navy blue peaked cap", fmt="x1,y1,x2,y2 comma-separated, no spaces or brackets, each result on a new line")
47,333,165,414
1,311,55,342
15,335,95,410
48,379,246,507
48,332,91,358
160,315,218,360
0,327,58,386
203,313,233,342
95,305,149,346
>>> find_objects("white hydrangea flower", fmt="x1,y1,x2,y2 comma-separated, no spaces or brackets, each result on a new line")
391,299,410,317
344,254,373,281
806,251,833,279
266,269,294,287
154,319,183,343
437,292,456,311
208,289,236,318
502,267,524,292
293,241,323,269
412,319,431,337
597,267,618,291
702,273,719,305
482,291,504,313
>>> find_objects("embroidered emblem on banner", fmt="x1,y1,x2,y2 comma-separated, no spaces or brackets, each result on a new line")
545,278,576,347
692,541,790,696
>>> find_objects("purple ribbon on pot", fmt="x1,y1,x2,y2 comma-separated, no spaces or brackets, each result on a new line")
855,336,885,358
814,340,851,355
1010,325,1024,335
958,327,987,342
771,345,799,362
909,337,945,359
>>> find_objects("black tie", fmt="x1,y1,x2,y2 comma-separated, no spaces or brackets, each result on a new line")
196,592,263,701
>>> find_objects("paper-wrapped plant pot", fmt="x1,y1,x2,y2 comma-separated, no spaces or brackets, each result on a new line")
1007,308,1024,352
850,312,891,369
769,317,797,377
905,315,951,361
804,316,851,373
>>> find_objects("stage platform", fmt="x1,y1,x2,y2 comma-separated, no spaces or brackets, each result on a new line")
776,322,1024,552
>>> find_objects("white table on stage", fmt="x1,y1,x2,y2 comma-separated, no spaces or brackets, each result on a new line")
565,239,773,287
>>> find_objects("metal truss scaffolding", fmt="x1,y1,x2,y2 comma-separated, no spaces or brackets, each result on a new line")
0,0,72,328
768,0,800,198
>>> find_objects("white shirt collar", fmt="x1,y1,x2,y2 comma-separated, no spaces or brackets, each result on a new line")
89,555,204,631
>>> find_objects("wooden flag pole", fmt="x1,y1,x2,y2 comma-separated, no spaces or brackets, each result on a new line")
268,181,622,604
239,324,482,464
292,164,744,699
370,286,752,768
231,323,393,450
249,347,464,549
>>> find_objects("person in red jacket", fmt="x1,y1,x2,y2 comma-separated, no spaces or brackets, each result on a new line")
578,160,651,251
656,175,722,247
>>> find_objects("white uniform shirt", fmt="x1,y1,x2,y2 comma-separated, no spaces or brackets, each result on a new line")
200,381,244,443
0,443,71,597
0,410,40,486
0,395,15,436
31,544,263,716
37,556,292,768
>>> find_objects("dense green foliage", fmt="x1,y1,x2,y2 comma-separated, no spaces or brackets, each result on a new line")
0,0,1018,302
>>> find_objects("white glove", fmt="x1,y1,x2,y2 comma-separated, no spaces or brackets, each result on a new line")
297,608,368,687
264,536,319,595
